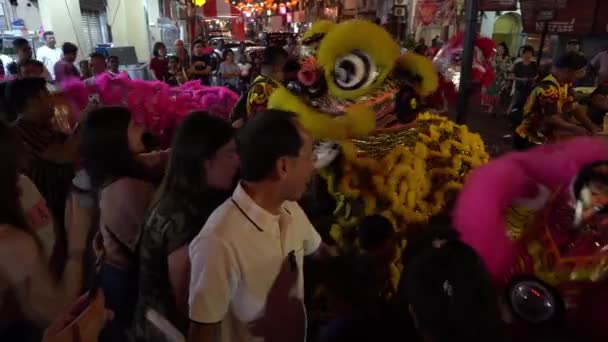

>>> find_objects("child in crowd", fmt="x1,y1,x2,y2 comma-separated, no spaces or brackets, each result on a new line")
319,255,395,342
357,214,400,299
402,231,504,342
166,56,188,87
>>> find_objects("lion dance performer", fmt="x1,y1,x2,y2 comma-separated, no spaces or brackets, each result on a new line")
268,20,489,254
427,32,495,111
454,137,608,339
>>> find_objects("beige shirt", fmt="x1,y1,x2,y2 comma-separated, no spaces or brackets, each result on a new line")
99,177,155,269
188,183,321,342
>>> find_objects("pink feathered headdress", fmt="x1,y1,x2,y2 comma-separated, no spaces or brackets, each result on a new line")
453,138,608,283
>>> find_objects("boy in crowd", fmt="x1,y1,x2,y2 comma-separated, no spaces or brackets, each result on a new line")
54,42,80,83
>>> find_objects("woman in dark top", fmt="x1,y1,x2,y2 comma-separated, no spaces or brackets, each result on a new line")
133,111,239,340
148,42,169,81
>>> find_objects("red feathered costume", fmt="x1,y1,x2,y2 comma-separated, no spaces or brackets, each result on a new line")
425,32,495,111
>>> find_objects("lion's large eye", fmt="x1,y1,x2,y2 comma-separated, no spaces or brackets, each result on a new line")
333,50,378,90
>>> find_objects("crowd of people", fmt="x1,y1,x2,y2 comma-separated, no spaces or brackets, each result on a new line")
482,39,608,150
0,27,603,342
0,30,280,97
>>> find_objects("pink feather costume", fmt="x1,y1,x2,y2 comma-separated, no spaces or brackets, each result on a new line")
453,137,608,338
57,73,239,146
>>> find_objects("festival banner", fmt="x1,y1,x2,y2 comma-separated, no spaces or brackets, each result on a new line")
415,0,456,27
479,0,517,11
520,0,596,34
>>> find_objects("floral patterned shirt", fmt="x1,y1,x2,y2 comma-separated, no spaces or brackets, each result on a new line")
133,191,229,340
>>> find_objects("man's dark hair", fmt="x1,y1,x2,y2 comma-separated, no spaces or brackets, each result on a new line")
358,215,396,251
168,55,179,63
18,59,43,69
5,77,47,114
237,109,303,182
62,42,78,55
89,52,105,60
192,39,205,48
521,45,535,55
12,38,29,50
555,51,588,70
262,46,288,67
43,31,54,39
107,55,119,63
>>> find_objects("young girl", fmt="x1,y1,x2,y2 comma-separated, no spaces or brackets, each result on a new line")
165,56,188,87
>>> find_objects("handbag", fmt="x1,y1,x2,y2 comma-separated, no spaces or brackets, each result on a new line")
42,289,109,342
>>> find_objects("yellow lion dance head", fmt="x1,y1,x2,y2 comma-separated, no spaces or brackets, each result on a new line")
269,20,488,248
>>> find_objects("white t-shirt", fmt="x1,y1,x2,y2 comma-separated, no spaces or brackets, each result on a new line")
188,183,322,342
37,45,63,80
0,54,12,76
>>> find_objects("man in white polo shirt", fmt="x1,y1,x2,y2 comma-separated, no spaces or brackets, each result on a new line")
188,109,329,342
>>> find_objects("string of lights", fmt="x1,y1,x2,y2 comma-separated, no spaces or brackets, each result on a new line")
192,0,298,17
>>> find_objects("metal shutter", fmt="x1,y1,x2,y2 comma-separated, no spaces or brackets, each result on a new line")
81,10,104,54
80,0,107,11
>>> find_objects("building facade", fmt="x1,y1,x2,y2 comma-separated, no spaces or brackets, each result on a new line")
0,0,160,62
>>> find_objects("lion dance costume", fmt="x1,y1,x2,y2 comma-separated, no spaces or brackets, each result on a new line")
56,72,239,146
268,20,489,252
427,31,496,110
454,137,608,339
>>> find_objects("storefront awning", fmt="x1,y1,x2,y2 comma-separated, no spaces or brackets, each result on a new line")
200,0,242,18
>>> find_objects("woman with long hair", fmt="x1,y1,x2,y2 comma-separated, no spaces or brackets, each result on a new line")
0,121,87,341
80,106,167,341
133,111,238,340
484,42,513,115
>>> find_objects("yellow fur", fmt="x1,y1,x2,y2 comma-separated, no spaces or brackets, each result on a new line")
303,20,336,40
317,20,400,100
268,87,376,140
397,52,439,96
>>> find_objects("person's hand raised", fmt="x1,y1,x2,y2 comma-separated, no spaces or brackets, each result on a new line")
249,253,306,342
